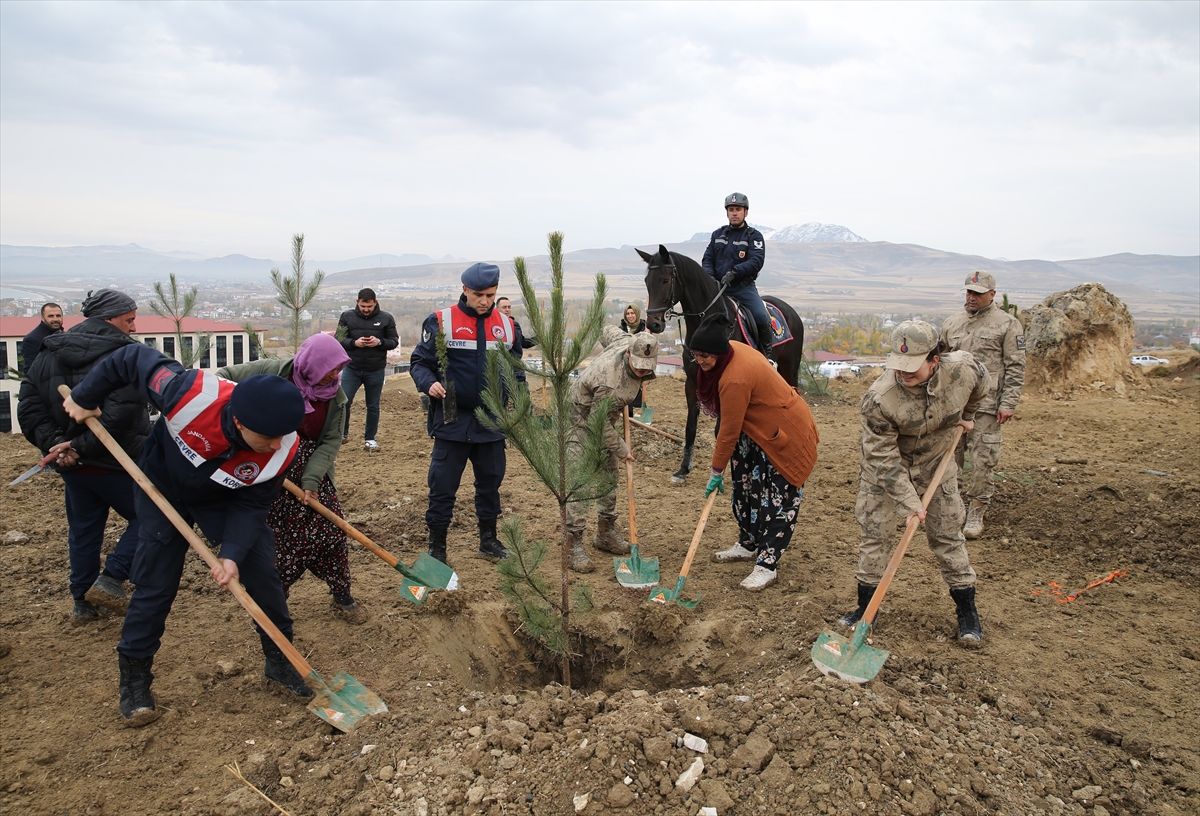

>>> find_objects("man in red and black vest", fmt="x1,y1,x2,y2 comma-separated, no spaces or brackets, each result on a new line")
411,263,516,565
64,343,310,726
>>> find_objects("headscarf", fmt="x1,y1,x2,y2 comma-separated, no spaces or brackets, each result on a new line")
292,333,351,413
81,289,137,319
696,348,735,418
621,303,644,333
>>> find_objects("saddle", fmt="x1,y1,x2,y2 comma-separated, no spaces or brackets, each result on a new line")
727,299,793,351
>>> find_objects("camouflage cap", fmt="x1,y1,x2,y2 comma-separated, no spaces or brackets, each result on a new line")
887,320,940,373
964,270,996,293
627,331,660,372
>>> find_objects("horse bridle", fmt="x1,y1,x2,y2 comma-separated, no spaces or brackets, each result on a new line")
644,260,728,322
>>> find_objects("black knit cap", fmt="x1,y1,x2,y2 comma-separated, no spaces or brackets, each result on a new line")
689,313,731,355
230,374,305,437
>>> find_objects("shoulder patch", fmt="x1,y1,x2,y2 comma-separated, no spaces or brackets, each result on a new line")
1016,335,1026,351
867,419,892,436
149,367,176,395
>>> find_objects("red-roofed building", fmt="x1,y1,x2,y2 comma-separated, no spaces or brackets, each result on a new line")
805,350,857,363
0,316,263,434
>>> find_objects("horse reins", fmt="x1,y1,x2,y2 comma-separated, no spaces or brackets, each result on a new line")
645,260,729,322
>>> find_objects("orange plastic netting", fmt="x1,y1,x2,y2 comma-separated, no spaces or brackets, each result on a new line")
1030,569,1128,603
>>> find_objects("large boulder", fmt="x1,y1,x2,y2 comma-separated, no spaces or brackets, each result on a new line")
1020,283,1137,396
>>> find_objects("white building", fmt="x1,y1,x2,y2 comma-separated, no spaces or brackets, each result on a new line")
0,316,263,434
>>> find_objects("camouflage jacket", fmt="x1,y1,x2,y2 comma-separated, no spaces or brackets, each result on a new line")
569,326,656,458
859,351,989,516
941,302,1025,414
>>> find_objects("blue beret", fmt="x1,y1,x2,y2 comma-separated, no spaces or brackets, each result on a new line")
461,262,500,290
230,374,305,437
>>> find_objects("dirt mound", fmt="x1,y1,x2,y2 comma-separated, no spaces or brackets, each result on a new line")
1021,283,1138,397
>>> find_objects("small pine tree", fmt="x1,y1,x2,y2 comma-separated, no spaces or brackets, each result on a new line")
478,231,613,688
1001,293,1019,318
270,233,325,357
151,273,209,368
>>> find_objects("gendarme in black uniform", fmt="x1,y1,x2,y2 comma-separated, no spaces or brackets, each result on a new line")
410,263,516,564
68,344,311,725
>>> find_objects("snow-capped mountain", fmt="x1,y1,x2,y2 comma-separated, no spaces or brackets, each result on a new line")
687,222,867,243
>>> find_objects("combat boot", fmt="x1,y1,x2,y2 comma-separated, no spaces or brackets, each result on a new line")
85,572,129,616
964,501,986,539
950,586,983,646
118,653,161,727
757,323,775,363
567,529,593,573
71,598,102,623
261,632,315,698
837,583,878,628
593,516,631,555
477,519,510,561
428,526,448,564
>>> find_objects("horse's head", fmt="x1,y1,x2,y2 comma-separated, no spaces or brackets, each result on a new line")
636,244,675,334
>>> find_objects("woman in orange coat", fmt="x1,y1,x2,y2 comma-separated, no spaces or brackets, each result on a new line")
691,313,819,590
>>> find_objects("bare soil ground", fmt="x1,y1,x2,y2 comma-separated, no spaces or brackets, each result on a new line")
1,357,1197,816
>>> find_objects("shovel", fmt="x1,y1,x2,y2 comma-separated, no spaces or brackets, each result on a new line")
614,408,659,588
58,385,388,732
811,426,965,684
647,490,719,608
282,479,458,605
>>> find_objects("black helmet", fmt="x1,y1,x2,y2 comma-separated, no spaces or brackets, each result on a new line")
724,192,749,209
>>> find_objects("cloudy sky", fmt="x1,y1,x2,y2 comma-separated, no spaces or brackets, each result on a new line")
2,1,1197,262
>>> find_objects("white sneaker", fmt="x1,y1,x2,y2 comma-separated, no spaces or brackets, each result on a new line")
364,440,380,452
714,542,756,562
740,565,776,591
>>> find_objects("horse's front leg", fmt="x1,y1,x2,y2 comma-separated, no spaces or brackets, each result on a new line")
673,377,699,483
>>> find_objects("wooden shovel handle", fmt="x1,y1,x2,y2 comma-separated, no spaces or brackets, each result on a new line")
57,384,314,676
623,408,638,545
679,491,719,580
862,425,965,626
282,479,399,568
630,418,681,443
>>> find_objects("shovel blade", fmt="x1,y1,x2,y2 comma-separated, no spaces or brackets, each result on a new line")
646,575,700,607
810,621,888,685
615,545,660,589
305,670,389,733
636,405,654,425
395,553,459,605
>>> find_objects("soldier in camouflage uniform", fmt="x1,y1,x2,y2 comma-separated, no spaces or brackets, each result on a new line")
941,271,1025,539
564,327,659,572
839,320,988,645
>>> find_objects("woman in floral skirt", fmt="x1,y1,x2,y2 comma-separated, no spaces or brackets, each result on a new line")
689,313,820,591
218,333,367,622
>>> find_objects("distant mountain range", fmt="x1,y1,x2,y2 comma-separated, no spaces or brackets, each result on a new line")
0,243,466,281
688,222,868,243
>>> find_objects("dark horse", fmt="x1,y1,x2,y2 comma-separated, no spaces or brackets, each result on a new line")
637,244,805,483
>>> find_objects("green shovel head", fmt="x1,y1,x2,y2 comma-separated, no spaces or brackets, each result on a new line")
396,552,460,605
646,575,701,608
636,405,654,425
615,544,660,589
810,621,888,685
305,669,389,733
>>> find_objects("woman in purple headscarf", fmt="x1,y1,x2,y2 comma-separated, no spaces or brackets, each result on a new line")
217,333,367,623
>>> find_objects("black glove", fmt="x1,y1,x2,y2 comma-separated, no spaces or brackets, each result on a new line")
720,272,736,287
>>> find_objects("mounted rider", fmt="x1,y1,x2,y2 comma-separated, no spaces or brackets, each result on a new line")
701,192,773,361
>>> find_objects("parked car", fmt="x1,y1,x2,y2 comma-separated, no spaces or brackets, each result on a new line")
1131,355,1169,366
817,361,861,379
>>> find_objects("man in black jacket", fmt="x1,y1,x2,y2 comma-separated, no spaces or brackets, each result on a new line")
337,288,398,451
701,192,773,361
20,302,64,374
18,289,148,622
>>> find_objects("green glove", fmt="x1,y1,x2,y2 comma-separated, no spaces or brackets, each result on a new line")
705,473,725,497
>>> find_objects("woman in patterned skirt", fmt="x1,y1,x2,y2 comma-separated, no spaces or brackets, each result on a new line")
217,333,367,623
689,313,820,591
